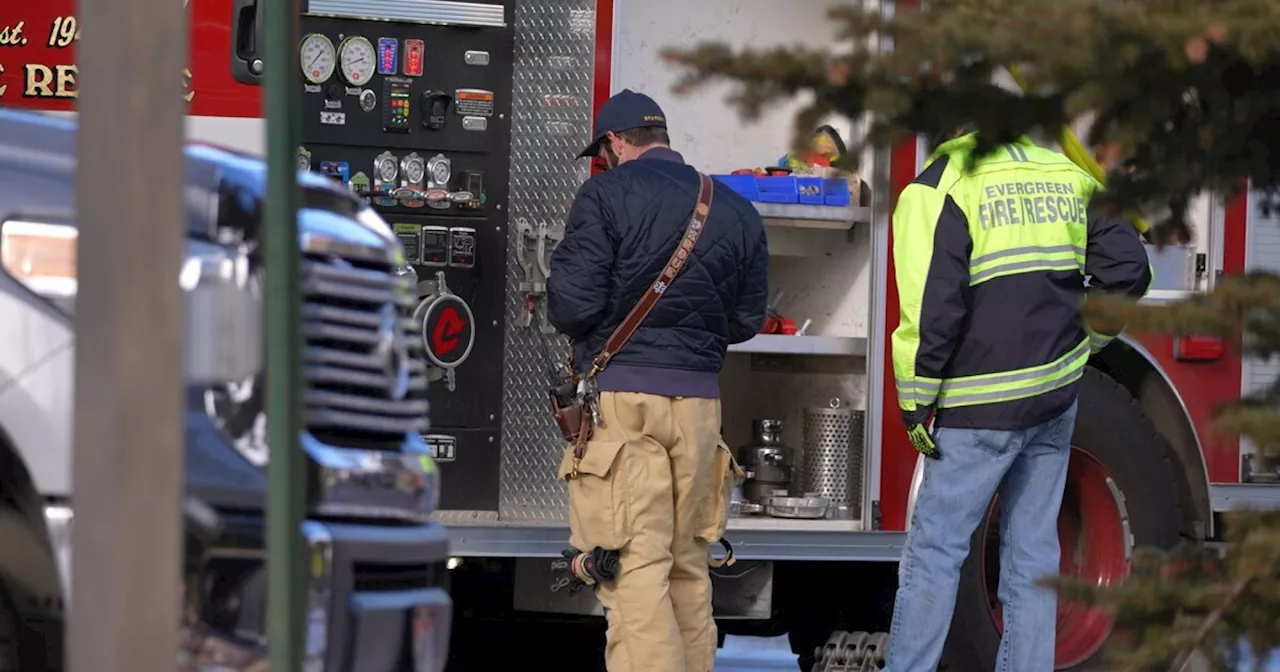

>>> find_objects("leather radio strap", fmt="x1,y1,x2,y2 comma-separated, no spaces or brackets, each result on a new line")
588,172,715,376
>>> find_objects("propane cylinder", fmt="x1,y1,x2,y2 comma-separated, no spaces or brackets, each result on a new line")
736,419,795,505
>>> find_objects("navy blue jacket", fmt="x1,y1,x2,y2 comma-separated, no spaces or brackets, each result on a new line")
547,148,769,398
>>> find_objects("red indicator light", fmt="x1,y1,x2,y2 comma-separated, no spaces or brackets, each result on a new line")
1173,334,1225,362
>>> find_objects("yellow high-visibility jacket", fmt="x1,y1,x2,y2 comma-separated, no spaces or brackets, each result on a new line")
892,134,1152,430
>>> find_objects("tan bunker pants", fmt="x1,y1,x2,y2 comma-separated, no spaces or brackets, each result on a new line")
558,391,737,672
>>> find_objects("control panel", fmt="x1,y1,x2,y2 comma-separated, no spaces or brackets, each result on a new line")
296,5,515,512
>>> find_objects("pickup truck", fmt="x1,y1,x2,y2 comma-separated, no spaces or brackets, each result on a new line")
0,109,450,671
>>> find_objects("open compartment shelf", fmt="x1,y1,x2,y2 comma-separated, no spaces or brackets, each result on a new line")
715,194,877,534
728,334,867,357
755,202,870,230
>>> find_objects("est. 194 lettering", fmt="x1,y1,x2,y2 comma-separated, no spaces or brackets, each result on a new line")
0,21,28,47
0,14,194,102
47,16,81,48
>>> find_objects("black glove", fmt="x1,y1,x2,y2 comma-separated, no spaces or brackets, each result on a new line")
902,406,941,460
551,546,621,595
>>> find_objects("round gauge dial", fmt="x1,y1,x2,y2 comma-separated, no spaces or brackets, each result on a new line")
377,156,398,183
428,158,451,185
299,34,336,84
338,36,375,87
296,153,311,171
404,157,425,185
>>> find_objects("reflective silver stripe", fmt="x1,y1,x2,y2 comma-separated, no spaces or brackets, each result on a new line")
895,378,940,406
938,338,1090,397
970,244,1085,269
897,389,939,406
897,379,940,395
937,365,1086,407
970,258,1081,285
1089,332,1113,353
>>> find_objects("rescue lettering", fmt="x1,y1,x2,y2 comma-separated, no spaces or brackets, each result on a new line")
977,181,1086,230
0,11,194,103
24,64,77,98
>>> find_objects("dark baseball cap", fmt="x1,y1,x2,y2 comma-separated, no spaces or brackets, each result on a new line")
577,89,668,159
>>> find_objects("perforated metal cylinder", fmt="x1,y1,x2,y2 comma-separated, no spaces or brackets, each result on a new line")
800,405,865,512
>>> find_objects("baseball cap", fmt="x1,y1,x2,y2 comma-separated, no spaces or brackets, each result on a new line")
577,89,668,159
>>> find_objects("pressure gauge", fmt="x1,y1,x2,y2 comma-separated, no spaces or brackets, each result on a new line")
299,34,336,84
376,153,399,183
402,153,425,186
295,146,312,171
338,36,375,87
427,153,451,187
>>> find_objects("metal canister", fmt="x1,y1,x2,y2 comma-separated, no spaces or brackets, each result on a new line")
800,399,865,516
736,419,794,506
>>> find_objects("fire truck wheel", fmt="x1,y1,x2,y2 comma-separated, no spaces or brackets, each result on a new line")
941,367,1184,671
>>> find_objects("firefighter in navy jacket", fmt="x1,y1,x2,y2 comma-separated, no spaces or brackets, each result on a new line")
547,89,768,672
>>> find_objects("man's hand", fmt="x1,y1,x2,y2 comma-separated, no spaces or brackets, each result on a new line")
902,406,941,460
906,423,941,460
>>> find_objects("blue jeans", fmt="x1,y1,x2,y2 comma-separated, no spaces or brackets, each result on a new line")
885,401,1077,672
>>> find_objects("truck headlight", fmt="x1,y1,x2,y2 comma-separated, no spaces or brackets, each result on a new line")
0,219,77,314
0,221,262,384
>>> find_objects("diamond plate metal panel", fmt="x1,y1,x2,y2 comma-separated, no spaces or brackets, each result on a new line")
499,0,595,521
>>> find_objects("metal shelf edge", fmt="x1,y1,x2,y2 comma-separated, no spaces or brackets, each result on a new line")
728,334,867,357
754,202,869,230
1210,483,1280,511
445,523,906,561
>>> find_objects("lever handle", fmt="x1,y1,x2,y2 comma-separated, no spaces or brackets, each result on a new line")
230,0,265,85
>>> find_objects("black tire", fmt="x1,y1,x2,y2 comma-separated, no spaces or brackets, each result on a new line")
940,367,1184,672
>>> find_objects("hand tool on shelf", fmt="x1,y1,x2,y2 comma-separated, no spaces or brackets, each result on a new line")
760,288,799,335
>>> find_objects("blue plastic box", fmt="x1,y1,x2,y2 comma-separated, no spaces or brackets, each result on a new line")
713,173,853,207
756,176,798,204
823,179,852,207
796,177,824,205
712,174,759,202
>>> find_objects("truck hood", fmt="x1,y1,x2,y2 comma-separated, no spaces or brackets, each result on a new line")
185,143,399,251
0,109,397,251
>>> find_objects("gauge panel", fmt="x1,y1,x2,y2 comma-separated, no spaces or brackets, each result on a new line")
293,10,517,513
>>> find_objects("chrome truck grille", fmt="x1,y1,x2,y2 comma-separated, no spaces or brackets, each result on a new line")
301,253,428,450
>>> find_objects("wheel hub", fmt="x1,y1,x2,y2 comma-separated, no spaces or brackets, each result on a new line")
979,446,1131,669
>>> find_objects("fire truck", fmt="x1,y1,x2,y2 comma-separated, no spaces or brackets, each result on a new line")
4,0,1279,669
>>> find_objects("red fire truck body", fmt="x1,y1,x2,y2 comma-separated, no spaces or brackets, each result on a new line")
4,0,1276,668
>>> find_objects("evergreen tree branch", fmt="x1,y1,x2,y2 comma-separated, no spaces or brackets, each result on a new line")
663,0,1280,243
1168,574,1256,672
661,2,1280,667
